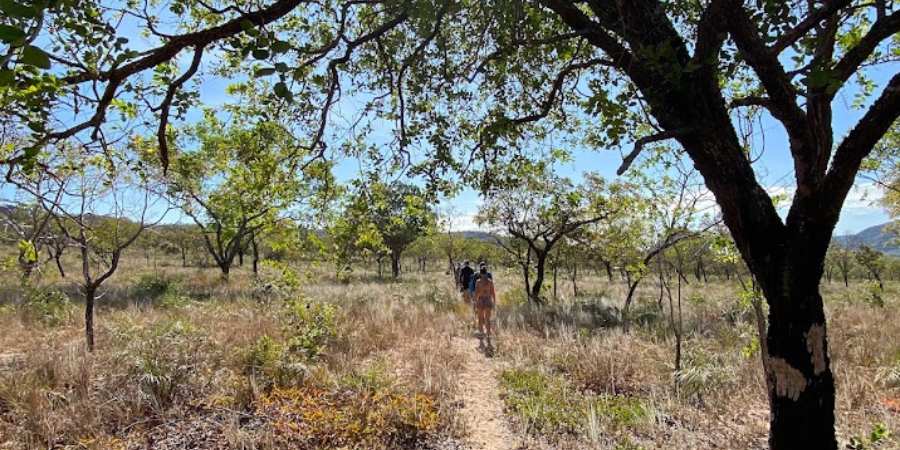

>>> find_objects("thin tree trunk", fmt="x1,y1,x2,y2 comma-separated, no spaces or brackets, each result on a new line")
84,285,96,352
181,247,187,268
530,252,547,303
251,235,260,276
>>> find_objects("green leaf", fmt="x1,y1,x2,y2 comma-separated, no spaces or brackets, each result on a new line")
274,62,289,72
271,40,291,54
0,69,13,86
0,0,35,18
254,67,276,77
0,24,25,43
273,82,292,102
252,49,269,60
20,45,51,69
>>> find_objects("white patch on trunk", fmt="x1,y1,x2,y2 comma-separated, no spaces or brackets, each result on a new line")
768,357,807,401
805,324,827,375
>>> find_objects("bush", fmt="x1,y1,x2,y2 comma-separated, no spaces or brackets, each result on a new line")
500,368,650,437
282,299,337,361
117,319,207,413
252,260,303,302
19,286,72,326
132,273,188,308
243,335,308,389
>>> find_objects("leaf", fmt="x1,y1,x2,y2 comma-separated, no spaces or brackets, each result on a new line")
254,67,276,77
252,49,269,60
0,69,14,86
0,0,35,18
0,24,25,43
271,40,291,54
20,45,51,69
273,82,292,101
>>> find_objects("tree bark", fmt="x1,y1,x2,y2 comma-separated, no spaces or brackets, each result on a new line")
181,247,187,268
251,235,260,276
84,285,96,352
530,251,547,303
391,250,401,278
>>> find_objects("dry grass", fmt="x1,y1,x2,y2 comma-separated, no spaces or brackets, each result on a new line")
0,257,898,449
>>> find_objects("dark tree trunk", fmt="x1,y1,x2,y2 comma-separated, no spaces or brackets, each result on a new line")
391,250,401,278
604,261,614,282
55,254,66,278
759,258,836,450
841,269,849,287
530,252,547,303
181,247,187,268
552,263,558,300
238,246,244,266
251,236,260,276
622,278,640,333
84,285,96,352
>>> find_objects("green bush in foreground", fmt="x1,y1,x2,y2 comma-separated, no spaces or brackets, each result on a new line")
499,368,650,437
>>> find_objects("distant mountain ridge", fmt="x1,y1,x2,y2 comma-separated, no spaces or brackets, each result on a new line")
835,222,900,255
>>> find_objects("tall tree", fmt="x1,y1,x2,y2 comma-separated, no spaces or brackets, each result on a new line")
478,169,614,303
6,1,899,446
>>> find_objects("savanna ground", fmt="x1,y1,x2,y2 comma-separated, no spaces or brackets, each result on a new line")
1,256,899,449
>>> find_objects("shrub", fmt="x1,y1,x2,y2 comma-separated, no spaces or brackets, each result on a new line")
252,260,302,302
500,368,650,438
847,423,891,450
19,286,72,326
132,273,189,308
282,299,337,361
118,319,206,413
243,335,308,389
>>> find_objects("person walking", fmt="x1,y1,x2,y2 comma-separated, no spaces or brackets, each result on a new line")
458,261,475,303
473,262,496,348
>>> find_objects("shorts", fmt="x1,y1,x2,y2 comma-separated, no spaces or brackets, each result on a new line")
475,296,494,310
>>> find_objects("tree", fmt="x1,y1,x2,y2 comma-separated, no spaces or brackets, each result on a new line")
855,245,885,290
7,1,899,446
477,170,612,303
147,113,324,280
10,147,167,351
338,180,435,279
827,241,855,287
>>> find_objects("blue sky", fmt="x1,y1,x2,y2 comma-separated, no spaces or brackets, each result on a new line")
5,15,896,236
175,54,897,235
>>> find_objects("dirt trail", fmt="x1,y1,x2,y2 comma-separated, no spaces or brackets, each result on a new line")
451,336,517,450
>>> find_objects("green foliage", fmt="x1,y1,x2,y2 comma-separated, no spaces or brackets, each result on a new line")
282,299,337,361
118,319,206,413
861,280,885,308
847,423,891,450
18,286,71,326
132,273,190,308
500,368,649,437
243,335,308,388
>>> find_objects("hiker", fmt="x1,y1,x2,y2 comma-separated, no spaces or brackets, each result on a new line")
459,261,475,303
473,262,496,342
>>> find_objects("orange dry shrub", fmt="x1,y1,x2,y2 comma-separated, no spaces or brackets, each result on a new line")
255,386,440,448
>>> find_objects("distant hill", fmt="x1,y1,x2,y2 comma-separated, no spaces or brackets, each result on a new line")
835,222,900,255
459,230,496,242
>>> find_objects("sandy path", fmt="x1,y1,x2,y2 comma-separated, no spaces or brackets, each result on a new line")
451,336,517,450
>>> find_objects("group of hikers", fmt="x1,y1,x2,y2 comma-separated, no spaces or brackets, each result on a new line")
455,260,496,347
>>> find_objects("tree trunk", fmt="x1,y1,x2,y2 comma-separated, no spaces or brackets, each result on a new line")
251,236,260,276
571,263,578,298
604,261,613,282
530,252,547,303
391,250,401,278
219,261,231,281
552,263,558,300
622,278,640,333
55,254,66,278
238,245,244,266
84,285,96,352
759,261,836,450
841,269,849,287
181,247,187,268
